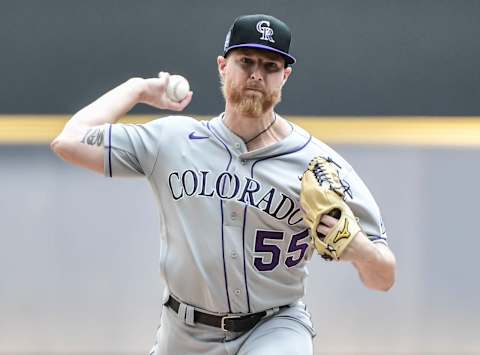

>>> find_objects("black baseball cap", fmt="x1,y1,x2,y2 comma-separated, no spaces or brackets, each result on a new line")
223,14,296,65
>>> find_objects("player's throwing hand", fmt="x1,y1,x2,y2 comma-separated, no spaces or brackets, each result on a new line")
138,72,193,111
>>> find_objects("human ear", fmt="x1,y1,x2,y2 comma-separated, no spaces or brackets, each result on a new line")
282,66,292,85
217,56,227,79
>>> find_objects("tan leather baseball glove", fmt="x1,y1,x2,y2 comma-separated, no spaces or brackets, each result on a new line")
300,156,362,260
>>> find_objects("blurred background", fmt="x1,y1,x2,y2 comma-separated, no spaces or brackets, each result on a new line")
1,0,479,354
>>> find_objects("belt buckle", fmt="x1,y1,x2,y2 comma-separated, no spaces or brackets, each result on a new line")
220,314,242,332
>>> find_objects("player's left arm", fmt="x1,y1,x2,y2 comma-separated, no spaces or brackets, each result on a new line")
317,214,396,291
342,232,396,291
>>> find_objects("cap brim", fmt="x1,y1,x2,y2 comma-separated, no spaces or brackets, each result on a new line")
224,44,296,64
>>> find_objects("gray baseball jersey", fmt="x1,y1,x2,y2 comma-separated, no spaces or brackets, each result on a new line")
103,114,387,314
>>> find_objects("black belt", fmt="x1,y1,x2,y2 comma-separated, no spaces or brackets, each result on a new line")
165,296,287,332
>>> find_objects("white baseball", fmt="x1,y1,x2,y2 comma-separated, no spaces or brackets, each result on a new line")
166,75,190,102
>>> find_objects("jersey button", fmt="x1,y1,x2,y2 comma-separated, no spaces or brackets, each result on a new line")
231,211,237,220
234,143,241,150
234,289,241,295
240,159,246,165
231,251,238,258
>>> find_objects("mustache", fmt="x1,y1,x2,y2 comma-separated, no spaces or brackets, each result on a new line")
244,81,265,92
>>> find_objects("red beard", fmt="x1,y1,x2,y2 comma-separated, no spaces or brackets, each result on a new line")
222,79,281,118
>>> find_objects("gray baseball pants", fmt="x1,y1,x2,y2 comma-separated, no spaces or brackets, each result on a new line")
149,300,315,355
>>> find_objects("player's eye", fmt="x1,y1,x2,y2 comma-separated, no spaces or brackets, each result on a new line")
240,57,254,65
265,62,280,72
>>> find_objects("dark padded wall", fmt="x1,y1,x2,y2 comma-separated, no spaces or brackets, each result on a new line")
1,0,479,115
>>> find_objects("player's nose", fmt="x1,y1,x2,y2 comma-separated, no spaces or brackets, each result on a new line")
249,65,264,81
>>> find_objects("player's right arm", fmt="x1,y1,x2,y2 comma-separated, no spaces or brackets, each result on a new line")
51,73,192,174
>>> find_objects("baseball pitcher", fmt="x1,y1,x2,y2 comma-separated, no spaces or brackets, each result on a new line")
52,14,396,355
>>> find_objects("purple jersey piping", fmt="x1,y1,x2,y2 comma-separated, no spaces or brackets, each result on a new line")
241,134,312,311
108,124,112,177
240,204,251,312
251,135,312,168
207,122,233,313
368,235,388,244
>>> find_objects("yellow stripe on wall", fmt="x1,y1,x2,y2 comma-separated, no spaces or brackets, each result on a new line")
0,115,480,147
294,117,480,147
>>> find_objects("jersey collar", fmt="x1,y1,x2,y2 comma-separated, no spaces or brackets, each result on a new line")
209,113,311,160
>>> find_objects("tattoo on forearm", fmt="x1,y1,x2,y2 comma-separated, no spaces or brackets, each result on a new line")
80,128,104,146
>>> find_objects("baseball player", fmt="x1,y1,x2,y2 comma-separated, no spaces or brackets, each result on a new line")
52,14,396,355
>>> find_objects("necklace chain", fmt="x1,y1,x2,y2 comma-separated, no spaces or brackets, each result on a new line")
244,114,277,144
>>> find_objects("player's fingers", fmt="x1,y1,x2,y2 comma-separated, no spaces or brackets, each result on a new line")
168,91,193,111
178,91,193,107
156,72,170,88
320,214,338,227
158,71,170,79
316,223,331,237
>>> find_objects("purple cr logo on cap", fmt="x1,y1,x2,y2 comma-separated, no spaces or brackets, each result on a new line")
256,20,275,43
